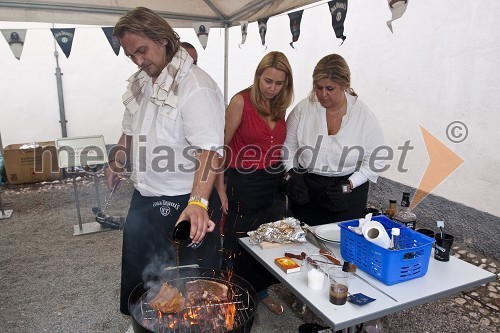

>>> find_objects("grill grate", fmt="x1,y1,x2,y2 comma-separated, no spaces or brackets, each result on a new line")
133,276,255,333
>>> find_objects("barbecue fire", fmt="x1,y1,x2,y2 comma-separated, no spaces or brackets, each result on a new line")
130,267,258,333
140,278,239,332
147,302,236,332
225,303,237,330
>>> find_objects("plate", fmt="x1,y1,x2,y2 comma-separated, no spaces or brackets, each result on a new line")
314,224,341,243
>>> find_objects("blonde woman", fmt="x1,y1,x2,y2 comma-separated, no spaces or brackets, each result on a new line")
221,51,294,314
283,54,385,225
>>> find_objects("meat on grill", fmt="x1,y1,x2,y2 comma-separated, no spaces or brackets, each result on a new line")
185,279,229,305
149,282,186,313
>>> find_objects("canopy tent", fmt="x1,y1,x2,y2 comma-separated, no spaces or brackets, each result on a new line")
0,0,323,27
0,0,326,137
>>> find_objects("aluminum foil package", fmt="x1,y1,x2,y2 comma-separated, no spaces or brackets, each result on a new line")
248,217,307,244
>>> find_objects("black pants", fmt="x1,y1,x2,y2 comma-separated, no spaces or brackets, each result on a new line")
291,173,369,226
222,165,285,295
120,189,222,315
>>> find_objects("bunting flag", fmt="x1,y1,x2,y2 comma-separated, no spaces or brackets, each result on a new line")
328,0,348,45
1,29,27,60
239,21,248,47
257,18,269,49
51,28,75,58
387,0,409,33
288,10,304,49
101,27,120,55
193,22,211,49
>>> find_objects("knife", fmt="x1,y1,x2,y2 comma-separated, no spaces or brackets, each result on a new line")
304,226,342,264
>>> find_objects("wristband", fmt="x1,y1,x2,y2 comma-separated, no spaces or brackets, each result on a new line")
188,195,209,210
188,200,208,210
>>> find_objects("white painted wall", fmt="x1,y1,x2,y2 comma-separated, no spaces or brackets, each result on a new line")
1,0,499,217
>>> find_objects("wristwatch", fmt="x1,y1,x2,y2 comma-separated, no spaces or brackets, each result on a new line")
188,195,209,209
341,182,352,194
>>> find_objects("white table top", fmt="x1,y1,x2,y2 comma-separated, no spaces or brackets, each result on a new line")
239,233,495,330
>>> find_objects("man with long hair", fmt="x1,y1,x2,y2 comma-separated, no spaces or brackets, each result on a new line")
107,7,225,316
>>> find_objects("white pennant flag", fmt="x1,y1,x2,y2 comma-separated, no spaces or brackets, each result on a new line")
193,22,211,49
387,0,409,33
239,21,248,47
2,29,27,60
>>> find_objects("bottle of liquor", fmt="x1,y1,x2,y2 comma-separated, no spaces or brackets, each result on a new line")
385,200,397,219
393,192,417,229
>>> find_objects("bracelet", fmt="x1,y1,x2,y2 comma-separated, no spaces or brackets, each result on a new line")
188,200,208,210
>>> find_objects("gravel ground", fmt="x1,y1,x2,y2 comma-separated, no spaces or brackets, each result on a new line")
0,175,498,333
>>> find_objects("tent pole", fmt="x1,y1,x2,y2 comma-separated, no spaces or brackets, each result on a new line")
224,24,229,105
52,25,68,138
0,129,4,155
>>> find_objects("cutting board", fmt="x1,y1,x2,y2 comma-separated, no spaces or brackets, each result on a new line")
257,241,295,250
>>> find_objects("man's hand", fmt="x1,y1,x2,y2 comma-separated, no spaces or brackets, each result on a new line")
106,160,124,191
176,204,216,244
178,149,219,244
106,134,131,191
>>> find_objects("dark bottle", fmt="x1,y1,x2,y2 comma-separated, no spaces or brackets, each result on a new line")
393,192,417,229
385,200,397,219
172,220,191,244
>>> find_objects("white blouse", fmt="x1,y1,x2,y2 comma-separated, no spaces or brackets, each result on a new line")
283,93,386,188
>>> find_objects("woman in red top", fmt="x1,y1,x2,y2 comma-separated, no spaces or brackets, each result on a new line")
221,51,294,314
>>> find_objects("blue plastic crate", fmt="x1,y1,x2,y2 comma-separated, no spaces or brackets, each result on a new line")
339,215,435,285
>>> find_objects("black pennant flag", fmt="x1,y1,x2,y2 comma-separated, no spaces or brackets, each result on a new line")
288,10,304,49
328,0,348,45
102,27,120,55
51,28,75,58
257,18,269,49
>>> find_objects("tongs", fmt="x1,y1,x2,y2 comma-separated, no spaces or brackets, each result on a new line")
300,222,342,265
94,180,122,230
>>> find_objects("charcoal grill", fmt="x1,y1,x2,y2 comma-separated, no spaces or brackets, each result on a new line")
129,267,258,333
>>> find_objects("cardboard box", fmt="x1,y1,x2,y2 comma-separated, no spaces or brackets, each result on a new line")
3,141,63,185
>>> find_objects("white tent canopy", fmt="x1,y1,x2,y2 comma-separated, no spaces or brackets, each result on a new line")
0,0,323,27
0,0,326,136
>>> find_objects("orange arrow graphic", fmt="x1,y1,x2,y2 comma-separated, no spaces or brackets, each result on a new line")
410,126,464,208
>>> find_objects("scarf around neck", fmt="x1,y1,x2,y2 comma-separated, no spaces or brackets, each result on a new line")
122,47,190,115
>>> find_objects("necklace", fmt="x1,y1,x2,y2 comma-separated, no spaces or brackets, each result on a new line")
326,99,346,127
326,97,346,118
326,97,347,135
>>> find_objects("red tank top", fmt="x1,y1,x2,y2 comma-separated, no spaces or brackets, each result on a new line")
227,89,286,169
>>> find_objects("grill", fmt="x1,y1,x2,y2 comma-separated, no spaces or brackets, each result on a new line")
129,267,258,333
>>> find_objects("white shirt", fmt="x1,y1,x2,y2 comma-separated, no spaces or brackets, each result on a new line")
122,65,225,196
283,93,386,188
